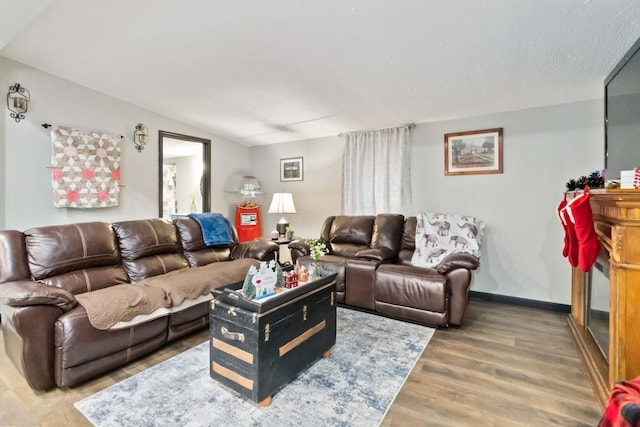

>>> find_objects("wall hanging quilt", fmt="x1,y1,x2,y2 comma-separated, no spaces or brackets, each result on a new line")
50,125,121,208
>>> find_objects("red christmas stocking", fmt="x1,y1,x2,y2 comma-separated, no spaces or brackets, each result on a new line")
566,186,600,272
559,205,579,268
556,195,570,258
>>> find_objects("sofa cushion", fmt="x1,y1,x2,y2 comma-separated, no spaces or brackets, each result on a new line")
174,217,210,252
328,242,369,259
41,266,129,294
112,219,188,282
174,218,233,266
375,264,448,313
187,213,235,246
326,216,375,258
24,222,120,280
182,249,232,267
371,214,404,255
398,217,417,265
355,247,395,261
175,217,238,251
112,219,182,260
329,216,375,245
54,304,168,373
22,222,127,295
120,254,188,283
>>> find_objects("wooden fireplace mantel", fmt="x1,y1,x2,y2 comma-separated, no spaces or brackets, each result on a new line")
568,188,640,409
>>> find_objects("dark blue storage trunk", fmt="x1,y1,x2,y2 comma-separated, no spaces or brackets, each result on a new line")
209,274,337,405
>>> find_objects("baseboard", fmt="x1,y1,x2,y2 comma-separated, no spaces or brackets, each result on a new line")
469,291,570,313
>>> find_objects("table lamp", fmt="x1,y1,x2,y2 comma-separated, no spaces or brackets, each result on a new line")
268,193,296,238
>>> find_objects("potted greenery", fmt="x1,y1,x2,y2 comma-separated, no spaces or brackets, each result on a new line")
306,238,328,279
285,226,294,240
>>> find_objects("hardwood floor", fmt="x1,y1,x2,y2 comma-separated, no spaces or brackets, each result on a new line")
381,299,602,426
0,299,602,426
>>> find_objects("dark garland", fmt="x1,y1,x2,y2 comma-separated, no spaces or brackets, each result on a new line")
565,172,604,191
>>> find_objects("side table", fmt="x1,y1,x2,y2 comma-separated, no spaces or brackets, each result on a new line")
261,236,295,265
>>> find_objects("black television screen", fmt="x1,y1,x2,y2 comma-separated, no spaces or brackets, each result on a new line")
605,36,640,181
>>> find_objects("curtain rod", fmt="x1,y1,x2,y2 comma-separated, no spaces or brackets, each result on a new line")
42,123,124,139
338,123,415,137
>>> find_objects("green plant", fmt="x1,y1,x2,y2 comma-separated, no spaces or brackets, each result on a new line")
306,238,328,262
286,225,294,233
306,238,328,279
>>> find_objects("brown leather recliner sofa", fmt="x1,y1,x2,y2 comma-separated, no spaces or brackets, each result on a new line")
289,215,480,327
0,217,278,391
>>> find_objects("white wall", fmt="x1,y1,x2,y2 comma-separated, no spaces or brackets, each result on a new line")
249,137,343,239
250,99,603,304
0,57,250,230
0,58,6,229
412,100,603,304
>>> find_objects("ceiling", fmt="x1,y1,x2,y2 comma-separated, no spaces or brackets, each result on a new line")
2,1,640,146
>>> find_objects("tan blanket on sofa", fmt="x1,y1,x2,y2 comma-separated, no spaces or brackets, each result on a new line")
76,258,258,330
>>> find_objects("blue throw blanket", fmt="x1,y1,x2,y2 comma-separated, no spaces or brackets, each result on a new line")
188,213,234,246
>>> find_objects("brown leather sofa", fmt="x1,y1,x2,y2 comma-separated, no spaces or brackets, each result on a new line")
0,217,277,391
289,215,480,327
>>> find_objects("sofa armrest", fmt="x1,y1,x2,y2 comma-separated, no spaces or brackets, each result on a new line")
435,253,480,274
231,240,279,262
288,238,311,264
288,238,310,254
355,247,395,262
443,267,473,326
345,259,382,310
0,280,77,312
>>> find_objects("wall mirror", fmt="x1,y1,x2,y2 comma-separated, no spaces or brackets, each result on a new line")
158,130,211,219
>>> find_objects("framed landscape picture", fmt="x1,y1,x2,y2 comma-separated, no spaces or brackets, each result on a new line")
444,128,503,176
280,157,304,181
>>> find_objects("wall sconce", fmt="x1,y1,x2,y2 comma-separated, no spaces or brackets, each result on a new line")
7,83,30,123
133,123,148,152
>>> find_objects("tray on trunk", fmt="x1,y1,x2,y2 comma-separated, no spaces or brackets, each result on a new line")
211,273,337,313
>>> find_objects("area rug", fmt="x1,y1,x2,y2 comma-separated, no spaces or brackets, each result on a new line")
75,307,434,427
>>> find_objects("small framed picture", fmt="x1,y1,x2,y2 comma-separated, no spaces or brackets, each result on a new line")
444,128,503,176
280,157,304,181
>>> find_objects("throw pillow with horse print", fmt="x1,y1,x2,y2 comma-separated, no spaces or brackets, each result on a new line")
411,212,484,268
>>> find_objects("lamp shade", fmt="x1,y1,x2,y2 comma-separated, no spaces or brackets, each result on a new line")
268,193,296,214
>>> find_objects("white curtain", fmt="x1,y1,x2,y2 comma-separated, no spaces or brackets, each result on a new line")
341,125,412,215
